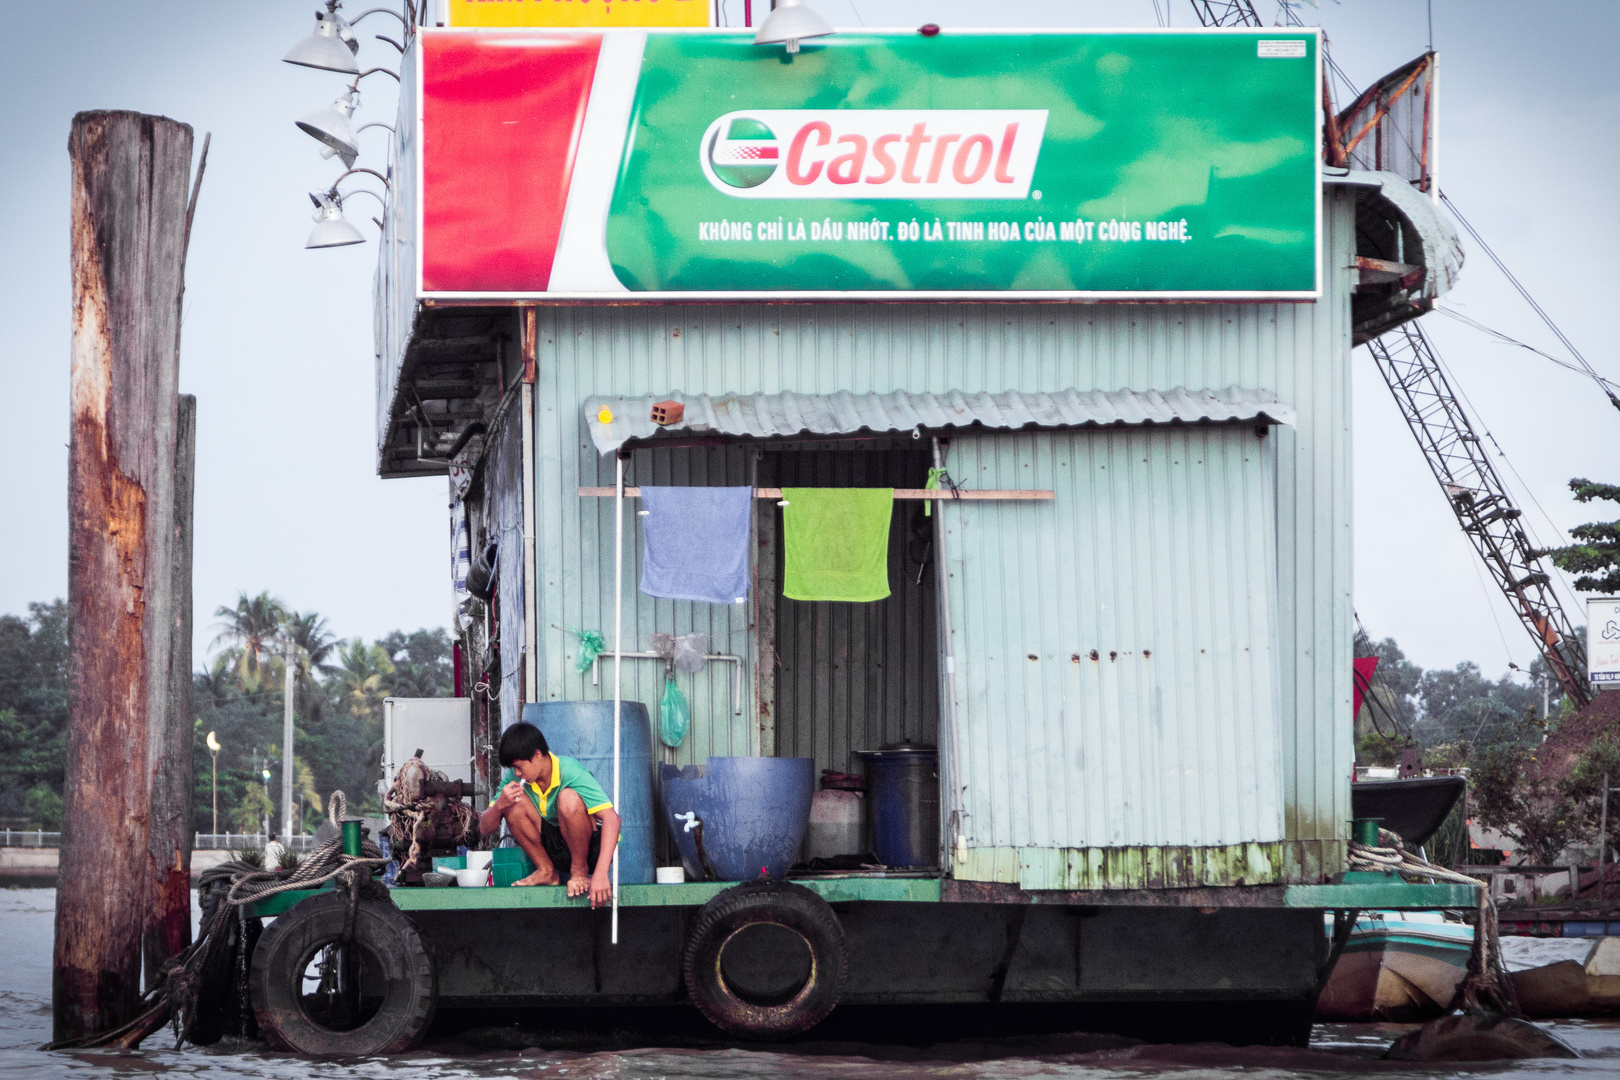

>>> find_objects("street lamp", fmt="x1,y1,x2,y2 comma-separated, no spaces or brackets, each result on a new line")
206,730,221,836
753,0,834,55
282,1,361,74
261,764,273,839
305,168,391,249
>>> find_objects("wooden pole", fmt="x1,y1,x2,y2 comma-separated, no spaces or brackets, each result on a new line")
55,110,192,1041
144,393,196,989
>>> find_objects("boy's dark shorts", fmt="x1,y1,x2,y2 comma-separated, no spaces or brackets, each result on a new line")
539,818,601,877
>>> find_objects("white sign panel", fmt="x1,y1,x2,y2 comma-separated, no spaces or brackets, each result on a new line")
1589,598,1620,685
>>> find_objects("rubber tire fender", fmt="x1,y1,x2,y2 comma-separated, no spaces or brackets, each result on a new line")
248,891,436,1056
682,881,847,1039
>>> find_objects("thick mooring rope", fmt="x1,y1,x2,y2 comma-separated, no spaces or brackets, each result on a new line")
1348,827,1520,1018
44,792,389,1052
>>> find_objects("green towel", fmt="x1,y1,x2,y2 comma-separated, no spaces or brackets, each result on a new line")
782,488,893,602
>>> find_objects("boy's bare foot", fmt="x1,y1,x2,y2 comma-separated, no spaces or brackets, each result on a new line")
514,867,561,887
566,873,592,899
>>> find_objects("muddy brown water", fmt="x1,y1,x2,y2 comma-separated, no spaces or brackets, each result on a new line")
5,888,1619,1078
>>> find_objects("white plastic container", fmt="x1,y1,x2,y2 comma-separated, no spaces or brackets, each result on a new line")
454,867,490,887
466,850,493,872
805,789,865,860
656,866,685,884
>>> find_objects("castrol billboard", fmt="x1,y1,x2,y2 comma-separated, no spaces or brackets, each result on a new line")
409,28,1321,299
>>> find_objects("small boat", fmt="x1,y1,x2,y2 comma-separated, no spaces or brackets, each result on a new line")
1511,937,1620,1018
1317,911,1474,1021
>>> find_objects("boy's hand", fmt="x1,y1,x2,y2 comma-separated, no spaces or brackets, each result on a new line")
589,868,612,909
497,781,524,810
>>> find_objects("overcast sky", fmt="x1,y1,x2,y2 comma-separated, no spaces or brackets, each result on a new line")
1,1,1615,682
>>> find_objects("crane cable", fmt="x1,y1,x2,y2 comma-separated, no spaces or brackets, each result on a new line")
1439,192,1620,414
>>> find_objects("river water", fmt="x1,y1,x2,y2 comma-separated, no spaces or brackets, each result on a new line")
6,888,1620,1079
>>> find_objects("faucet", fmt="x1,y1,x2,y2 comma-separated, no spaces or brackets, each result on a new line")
674,811,701,833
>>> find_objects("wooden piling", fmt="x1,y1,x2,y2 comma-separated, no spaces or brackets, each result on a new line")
144,393,196,988
55,111,193,1042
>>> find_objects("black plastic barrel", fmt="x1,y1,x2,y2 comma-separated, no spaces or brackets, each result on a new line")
858,746,939,869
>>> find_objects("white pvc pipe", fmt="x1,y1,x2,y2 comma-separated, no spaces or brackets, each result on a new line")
611,451,624,944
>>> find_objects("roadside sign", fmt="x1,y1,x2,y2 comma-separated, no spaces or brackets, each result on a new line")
412,29,1322,299
1589,598,1620,686
444,0,711,28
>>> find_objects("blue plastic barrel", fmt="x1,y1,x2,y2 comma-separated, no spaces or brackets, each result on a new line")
522,701,655,885
858,746,939,869
659,757,814,881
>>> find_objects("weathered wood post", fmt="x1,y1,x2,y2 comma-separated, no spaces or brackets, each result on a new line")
55,111,193,1041
144,392,196,988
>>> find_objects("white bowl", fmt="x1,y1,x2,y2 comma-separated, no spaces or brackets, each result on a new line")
656,866,685,884
454,867,490,888
465,850,493,871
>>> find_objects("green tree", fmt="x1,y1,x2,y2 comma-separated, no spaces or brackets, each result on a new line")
231,780,275,833
379,628,454,699
1548,479,1620,594
333,638,395,722
0,600,68,822
211,591,288,691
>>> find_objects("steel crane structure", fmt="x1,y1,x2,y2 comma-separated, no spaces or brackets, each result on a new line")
1189,0,1592,708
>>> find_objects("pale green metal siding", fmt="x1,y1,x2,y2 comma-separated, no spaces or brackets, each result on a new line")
530,187,1356,886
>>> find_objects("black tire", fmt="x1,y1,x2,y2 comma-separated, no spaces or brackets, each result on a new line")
682,881,846,1039
249,892,436,1056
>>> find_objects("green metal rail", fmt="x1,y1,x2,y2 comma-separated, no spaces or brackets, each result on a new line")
243,874,1474,919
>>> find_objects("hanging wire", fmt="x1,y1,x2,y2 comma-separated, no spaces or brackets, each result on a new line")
1434,307,1620,397
1440,192,1620,413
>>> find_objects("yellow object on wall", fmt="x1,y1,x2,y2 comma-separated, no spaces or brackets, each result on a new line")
446,0,711,28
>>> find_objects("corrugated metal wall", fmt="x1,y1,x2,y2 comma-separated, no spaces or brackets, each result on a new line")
528,188,1356,886
942,427,1286,886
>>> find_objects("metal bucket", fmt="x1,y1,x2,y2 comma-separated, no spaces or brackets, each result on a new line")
858,746,939,869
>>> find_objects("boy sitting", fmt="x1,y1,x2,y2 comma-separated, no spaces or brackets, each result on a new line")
479,721,621,907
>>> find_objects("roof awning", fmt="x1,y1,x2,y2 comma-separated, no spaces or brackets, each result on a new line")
585,387,1294,456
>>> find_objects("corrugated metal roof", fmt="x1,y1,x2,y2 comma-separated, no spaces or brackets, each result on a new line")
584,387,1294,455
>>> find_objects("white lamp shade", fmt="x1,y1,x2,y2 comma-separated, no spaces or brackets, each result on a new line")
753,0,833,53
297,92,360,160
306,197,365,248
283,14,360,73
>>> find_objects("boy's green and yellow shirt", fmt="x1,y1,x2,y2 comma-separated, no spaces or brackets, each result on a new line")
500,753,613,825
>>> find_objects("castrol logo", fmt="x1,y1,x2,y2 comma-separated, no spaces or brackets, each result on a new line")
700,109,1048,199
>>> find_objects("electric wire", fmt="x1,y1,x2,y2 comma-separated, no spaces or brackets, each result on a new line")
1434,307,1620,396
1440,191,1620,413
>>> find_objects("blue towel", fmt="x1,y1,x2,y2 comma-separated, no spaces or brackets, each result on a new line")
639,486,752,605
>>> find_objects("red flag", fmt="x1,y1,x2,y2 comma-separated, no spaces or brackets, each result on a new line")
1352,656,1380,717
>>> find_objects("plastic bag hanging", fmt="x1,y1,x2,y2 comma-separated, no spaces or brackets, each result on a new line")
569,627,607,674
673,632,708,675
659,673,691,748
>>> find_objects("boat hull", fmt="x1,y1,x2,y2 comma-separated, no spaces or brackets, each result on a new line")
1317,918,1472,1022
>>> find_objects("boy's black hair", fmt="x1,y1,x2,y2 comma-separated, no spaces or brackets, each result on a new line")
498,722,549,767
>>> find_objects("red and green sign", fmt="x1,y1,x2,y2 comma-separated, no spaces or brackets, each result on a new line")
414,29,1321,299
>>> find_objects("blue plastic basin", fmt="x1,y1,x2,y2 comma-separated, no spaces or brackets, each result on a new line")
659,757,814,882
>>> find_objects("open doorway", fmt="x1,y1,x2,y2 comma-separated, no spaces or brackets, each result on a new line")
756,443,941,777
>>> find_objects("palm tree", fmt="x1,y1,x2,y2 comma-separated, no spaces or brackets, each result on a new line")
278,610,339,721
332,638,395,725
211,591,287,691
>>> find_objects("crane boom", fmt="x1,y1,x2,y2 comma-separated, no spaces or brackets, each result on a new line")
1366,325,1589,707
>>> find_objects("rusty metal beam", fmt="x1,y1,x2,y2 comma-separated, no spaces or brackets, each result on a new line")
57,111,193,1041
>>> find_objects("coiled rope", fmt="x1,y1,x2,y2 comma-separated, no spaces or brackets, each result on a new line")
1348,827,1520,1018
44,792,390,1052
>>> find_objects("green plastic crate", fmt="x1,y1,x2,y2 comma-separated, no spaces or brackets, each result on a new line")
431,855,467,874
493,847,536,887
